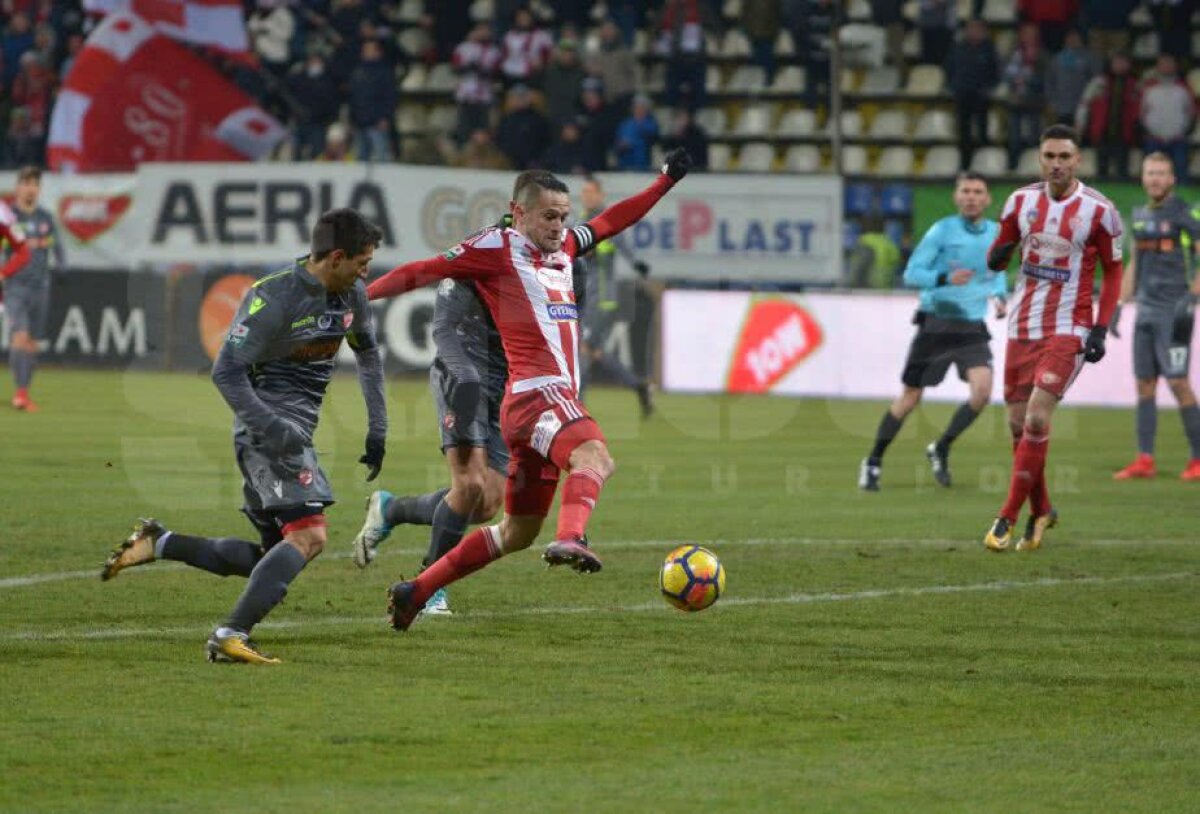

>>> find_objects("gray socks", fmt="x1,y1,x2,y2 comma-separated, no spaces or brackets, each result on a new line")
158,532,262,578
225,543,308,633
423,497,472,568
9,348,33,389
385,487,450,527
1136,398,1157,455
1181,404,1200,460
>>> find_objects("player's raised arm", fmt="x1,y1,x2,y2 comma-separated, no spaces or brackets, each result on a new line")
567,148,691,257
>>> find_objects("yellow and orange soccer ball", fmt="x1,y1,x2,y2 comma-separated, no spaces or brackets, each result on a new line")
659,545,726,612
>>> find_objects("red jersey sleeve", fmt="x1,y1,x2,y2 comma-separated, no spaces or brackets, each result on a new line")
987,191,1024,271
1092,203,1124,328
0,212,30,280
367,228,506,301
565,173,676,258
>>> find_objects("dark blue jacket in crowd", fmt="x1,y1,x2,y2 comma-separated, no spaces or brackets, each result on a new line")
349,58,397,128
945,38,1000,97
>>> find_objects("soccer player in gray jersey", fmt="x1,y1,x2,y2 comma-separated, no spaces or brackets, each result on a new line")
1112,152,1200,481
100,209,388,664
4,166,63,412
351,216,592,616
578,176,654,416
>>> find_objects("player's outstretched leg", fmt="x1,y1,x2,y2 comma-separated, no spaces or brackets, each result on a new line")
102,519,263,580
388,523,509,631
351,490,394,568
544,439,612,574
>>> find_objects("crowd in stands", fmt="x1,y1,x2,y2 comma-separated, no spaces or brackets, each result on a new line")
0,1,1198,180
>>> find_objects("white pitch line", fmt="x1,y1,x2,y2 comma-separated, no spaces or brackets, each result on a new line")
1,572,1193,643
1,536,1195,591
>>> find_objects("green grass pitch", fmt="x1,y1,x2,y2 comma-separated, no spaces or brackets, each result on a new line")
1,370,1197,813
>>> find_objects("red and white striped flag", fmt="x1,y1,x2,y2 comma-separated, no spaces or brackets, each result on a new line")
49,12,284,172
82,0,250,58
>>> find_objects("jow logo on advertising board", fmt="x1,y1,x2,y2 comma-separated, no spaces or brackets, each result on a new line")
726,298,823,393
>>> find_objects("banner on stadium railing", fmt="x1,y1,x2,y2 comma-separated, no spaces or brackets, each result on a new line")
0,165,842,284
661,290,1195,408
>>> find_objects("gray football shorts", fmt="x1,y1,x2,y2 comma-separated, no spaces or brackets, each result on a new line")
3,283,50,338
1133,313,1193,380
234,433,333,545
430,362,509,474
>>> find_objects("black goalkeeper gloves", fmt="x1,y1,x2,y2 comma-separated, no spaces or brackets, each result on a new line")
1083,325,1107,363
633,260,650,277
359,435,386,482
662,148,692,182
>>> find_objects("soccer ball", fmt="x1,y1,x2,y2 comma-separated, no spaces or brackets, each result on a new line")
659,545,726,612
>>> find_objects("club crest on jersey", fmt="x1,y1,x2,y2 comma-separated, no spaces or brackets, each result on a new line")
298,469,314,487
536,265,573,292
546,302,578,321
1025,208,1039,223
343,312,354,329
1028,232,1073,260
318,314,333,330
443,244,466,260
1161,221,1172,234
1069,216,1083,231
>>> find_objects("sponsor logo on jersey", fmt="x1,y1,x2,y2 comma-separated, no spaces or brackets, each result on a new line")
546,302,579,321
1021,262,1071,283
726,298,824,393
536,264,573,292
291,315,316,330
1027,232,1074,260
443,244,465,260
227,323,250,345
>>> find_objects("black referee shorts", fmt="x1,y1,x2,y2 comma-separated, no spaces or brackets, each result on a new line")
901,313,992,389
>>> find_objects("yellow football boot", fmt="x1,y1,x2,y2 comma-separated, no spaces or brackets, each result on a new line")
1016,509,1058,552
983,517,1012,552
101,518,164,581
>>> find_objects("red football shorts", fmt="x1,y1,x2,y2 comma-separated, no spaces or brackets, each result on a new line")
501,383,606,517
1004,335,1085,404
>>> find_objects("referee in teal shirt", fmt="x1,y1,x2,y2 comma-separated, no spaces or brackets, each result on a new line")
859,172,1007,491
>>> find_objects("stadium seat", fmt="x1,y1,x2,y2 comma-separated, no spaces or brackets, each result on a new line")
1130,4,1152,25
921,146,961,177
903,65,945,96
877,146,915,177
902,30,920,59
695,107,727,137
836,110,864,138
980,0,1015,23
847,0,871,20
469,0,493,22
768,65,805,95
775,29,795,55
880,184,914,216
1079,148,1098,177
709,144,734,171
427,63,458,93
913,109,954,141
428,105,458,132
734,104,774,137
727,65,768,94
1133,32,1158,60
987,110,1003,142
396,105,429,135
1015,148,1040,176
970,147,1008,176
398,0,423,22
706,64,725,93
721,29,752,58
632,29,650,57
777,108,818,137
783,145,823,172
840,24,887,68
869,110,910,139
723,0,744,17
738,142,776,172
840,69,860,94
842,144,869,175
1128,149,1145,176
644,63,666,92
844,182,875,216
399,27,430,58
401,63,428,92
859,67,900,95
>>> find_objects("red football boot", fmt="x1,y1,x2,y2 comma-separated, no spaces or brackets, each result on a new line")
1113,454,1156,480
1180,460,1200,482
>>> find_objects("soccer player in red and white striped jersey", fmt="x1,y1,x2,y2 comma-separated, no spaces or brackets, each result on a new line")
983,124,1124,551
368,150,692,630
